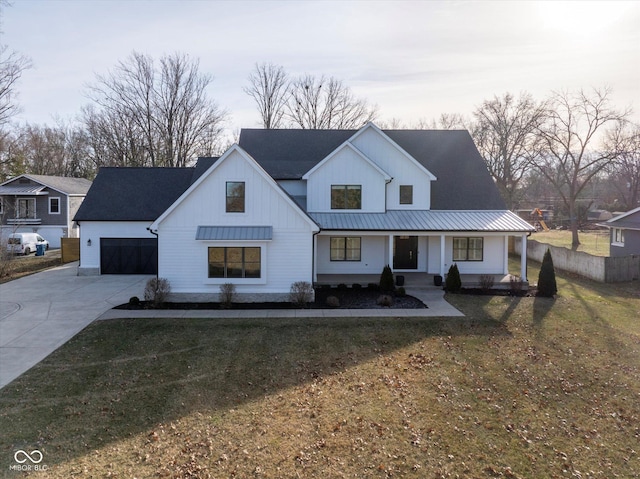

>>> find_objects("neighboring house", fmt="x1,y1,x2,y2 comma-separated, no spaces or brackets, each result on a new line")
0,174,92,248
600,207,640,257
74,123,534,301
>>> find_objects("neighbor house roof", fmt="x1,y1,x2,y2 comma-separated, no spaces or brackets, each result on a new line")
600,206,640,231
74,167,195,221
237,128,505,210
0,174,92,195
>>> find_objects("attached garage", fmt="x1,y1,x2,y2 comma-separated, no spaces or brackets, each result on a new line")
100,238,157,274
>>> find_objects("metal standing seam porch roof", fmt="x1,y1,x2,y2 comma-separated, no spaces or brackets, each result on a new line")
196,226,274,241
0,185,47,195
308,210,535,232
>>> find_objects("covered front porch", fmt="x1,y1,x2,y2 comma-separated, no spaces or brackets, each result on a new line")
315,271,528,290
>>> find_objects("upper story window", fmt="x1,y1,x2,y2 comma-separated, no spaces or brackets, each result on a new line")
399,185,413,205
17,198,36,219
331,185,361,209
49,197,60,214
226,182,245,213
453,237,484,261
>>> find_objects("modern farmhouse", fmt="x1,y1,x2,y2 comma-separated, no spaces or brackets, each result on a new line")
74,123,534,301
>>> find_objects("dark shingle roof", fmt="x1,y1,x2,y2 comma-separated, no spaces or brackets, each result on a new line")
0,175,92,195
238,128,505,210
76,128,505,222
74,167,195,221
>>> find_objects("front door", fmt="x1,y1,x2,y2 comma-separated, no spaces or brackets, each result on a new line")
394,236,418,269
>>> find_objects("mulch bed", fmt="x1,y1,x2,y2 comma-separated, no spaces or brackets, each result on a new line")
116,287,427,310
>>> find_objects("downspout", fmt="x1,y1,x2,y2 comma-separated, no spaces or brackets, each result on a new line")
147,226,159,285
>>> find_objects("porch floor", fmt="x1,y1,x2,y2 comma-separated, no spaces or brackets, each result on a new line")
316,272,529,290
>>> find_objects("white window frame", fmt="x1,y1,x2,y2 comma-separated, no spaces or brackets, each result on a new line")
49,196,61,215
612,228,625,246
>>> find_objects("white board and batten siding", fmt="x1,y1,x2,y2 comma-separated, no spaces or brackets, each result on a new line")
305,145,388,213
427,235,508,275
77,221,155,274
154,147,317,299
350,126,435,210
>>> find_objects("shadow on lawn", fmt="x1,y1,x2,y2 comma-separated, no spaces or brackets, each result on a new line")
0,315,510,469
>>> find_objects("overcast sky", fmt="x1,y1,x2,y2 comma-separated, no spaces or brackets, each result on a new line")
2,0,639,133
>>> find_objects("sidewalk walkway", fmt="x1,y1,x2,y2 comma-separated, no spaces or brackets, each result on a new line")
97,287,463,320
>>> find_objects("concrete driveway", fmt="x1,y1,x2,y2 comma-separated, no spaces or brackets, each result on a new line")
0,262,151,389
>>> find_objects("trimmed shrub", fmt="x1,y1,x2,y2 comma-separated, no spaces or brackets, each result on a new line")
144,277,171,307
479,274,495,291
326,295,340,308
444,264,462,292
396,286,406,297
352,283,362,289
376,294,393,307
367,283,380,291
337,283,349,291
537,248,558,297
219,283,236,309
509,275,524,295
129,296,140,306
379,265,395,292
289,281,314,308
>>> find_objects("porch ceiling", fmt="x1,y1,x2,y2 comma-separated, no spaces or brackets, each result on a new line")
309,210,535,233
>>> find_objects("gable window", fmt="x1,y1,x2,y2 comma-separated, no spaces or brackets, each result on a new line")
208,247,261,278
453,237,483,261
330,237,361,261
613,228,625,246
226,182,245,213
331,185,361,209
49,197,61,214
400,185,413,205
17,198,36,219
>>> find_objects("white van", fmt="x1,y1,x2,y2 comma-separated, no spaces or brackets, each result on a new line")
6,233,50,255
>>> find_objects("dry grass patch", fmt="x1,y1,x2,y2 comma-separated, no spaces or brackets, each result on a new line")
0,263,639,478
531,230,610,256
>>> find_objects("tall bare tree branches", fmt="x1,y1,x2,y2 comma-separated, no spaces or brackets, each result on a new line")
244,63,288,129
532,87,630,247
472,92,547,209
605,121,640,210
85,51,227,167
244,65,377,129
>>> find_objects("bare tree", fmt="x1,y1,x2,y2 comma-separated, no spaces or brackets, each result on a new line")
605,121,640,211
244,62,288,129
0,45,31,126
532,87,630,248
286,74,377,129
85,51,227,167
472,92,547,209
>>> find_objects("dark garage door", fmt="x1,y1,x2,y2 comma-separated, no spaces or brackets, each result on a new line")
100,238,158,274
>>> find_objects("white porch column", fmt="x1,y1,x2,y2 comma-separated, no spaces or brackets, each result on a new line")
520,233,528,281
313,233,318,283
440,234,446,277
388,234,394,269
504,236,509,274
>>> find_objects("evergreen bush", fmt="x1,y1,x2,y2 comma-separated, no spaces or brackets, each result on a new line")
445,264,462,292
379,265,395,292
537,248,558,297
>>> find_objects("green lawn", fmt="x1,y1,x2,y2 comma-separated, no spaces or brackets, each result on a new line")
0,262,638,478
531,230,610,256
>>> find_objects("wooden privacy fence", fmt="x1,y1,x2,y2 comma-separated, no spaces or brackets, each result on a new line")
514,239,640,283
61,238,80,263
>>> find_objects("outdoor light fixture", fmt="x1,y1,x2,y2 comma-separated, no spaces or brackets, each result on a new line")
87,239,92,247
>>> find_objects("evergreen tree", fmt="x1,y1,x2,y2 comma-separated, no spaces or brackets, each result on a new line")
537,248,558,297
379,265,395,292
445,264,462,292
